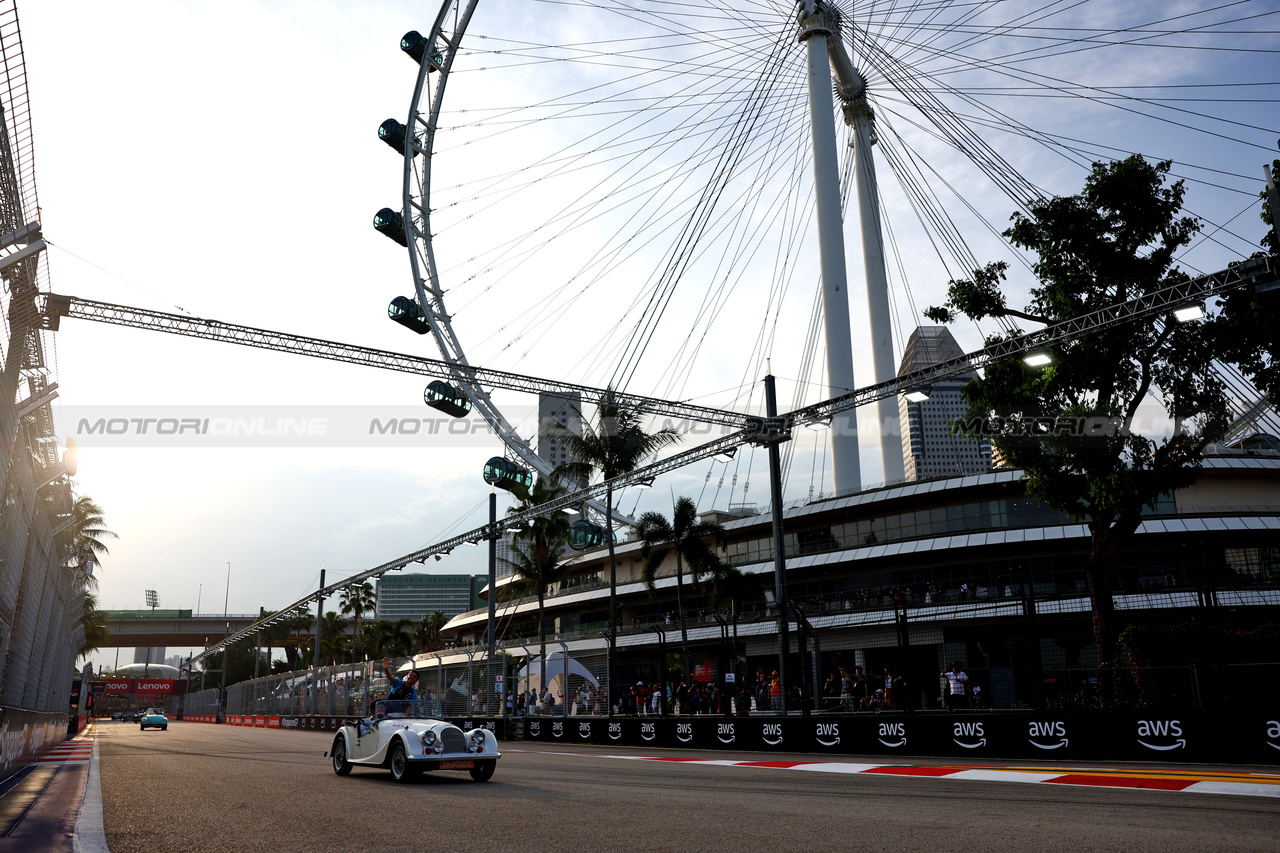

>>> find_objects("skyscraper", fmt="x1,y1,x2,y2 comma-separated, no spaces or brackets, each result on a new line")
897,326,991,481
375,574,486,622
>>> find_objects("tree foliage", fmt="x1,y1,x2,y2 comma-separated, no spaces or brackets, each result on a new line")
501,477,572,688
635,496,727,676
925,155,1278,673
545,386,680,682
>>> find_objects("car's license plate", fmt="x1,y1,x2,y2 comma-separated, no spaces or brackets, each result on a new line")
439,760,474,770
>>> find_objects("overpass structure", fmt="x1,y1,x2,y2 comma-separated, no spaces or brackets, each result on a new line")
101,610,264,648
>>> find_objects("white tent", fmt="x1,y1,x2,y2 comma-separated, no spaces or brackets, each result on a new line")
518,651,599,698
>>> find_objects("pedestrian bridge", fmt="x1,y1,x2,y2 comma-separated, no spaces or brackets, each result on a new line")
101,610,263,647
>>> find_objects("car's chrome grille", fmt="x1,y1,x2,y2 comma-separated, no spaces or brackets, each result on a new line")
441,728,466,754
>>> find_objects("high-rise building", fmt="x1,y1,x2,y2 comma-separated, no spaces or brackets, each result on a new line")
375,574,486,622
537,392,582,475
897,326,991,481
133,646,166,666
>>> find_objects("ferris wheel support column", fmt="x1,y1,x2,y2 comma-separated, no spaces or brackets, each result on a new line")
849,105,906,485
799,2,861,496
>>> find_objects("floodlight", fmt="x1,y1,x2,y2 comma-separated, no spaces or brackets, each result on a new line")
904,387,931,403
1173,302,1205,323
1023,353,1052,367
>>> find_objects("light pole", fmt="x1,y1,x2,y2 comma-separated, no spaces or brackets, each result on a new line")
144,589,158,678
219,563,230,722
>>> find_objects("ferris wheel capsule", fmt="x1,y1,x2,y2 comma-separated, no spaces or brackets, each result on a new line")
569,520,611,551
424,381,472,418
373,208,408,247
378,119,417,157
400,31,443,71
482,457,533,492
388,296,431,334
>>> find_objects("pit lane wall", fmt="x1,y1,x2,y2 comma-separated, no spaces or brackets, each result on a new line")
228,711,1280,764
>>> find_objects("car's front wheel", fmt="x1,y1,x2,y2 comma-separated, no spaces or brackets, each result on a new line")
388,740,415,783
331,735,352,776
469,760,496,782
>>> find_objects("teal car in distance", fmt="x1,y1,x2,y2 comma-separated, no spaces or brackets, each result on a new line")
140,708,168,731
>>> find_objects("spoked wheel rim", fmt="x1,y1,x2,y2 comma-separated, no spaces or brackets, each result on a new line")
390,742,408,781
332,741,345,771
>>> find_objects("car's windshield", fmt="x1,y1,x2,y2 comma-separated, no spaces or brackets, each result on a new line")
148,709,165,715
373,699,442,719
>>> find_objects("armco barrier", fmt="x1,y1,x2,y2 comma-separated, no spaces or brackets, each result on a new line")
521,712,1280,764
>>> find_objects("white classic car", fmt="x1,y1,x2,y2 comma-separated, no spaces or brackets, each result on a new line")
328,700,499,783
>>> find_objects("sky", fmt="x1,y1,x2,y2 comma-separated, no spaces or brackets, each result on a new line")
15,0,1277,672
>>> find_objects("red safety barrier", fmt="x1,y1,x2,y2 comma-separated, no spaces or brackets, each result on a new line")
267,716,281,729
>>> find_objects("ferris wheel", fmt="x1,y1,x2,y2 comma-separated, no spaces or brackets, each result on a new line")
377,0,1278,507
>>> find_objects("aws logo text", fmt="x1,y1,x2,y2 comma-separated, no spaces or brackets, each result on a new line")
677,723,693,743
1267,721,1280,750
878,722,906,748
1028,721,1068,750
761,723,783,746
1137,719,1185,751
815,723,840,747
953,721,985,749
642,722,656,742
717,723,735,744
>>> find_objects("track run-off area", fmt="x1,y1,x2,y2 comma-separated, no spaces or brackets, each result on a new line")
58,720,1277,852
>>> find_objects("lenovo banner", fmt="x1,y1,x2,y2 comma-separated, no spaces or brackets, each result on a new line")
91,679,187,696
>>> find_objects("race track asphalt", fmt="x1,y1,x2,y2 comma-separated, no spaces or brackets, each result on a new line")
95,721,1280,853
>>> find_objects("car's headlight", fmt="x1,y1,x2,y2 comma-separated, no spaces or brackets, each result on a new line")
421,731,442,754
469,731,486,753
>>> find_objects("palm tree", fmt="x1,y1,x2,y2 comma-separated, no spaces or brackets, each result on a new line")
546,387,679,701
635,496,728,678
79,588,111,657
58,490,118,567
390,618,416,658
282,607,315,671
339,581,376,659
415,610,449,653
58,488,116,660
366,618,416,659
500,477,572,691
319,611,350,663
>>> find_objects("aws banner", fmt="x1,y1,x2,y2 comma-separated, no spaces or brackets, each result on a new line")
522,712,1280,764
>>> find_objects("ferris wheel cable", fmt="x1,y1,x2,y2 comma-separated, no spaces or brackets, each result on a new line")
895,2,1279,72
1180,197,1270,261
875,25,1280,150
872,88,1266,253
652,102,813,402
875,96,1269,217
875,128,981,279
933,90,1280,104
865,40,1045,208
440,112,798,366
483,106,803,389
609,44,790,390
430,66,803,294
599,73,788,384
